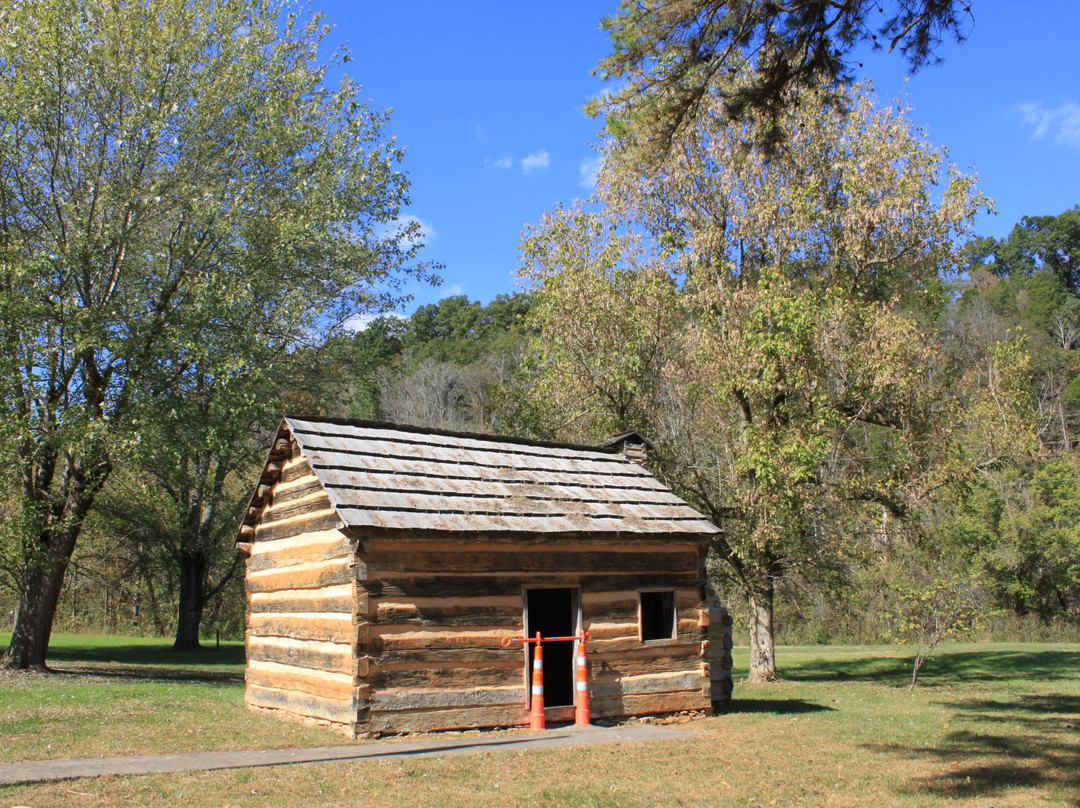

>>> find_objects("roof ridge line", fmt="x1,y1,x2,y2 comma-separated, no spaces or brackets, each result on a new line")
284,415,629,456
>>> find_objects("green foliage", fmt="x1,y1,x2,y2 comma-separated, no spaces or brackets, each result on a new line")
0,0,432,666
327,292,535,432
968,205,1080,293
944,457,1080,623
521,80,988,682
594,0,971,154
882,561,990,689
338,315,408,419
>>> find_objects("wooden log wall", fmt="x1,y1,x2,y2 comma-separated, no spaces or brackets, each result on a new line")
584,586,712,718
244,444,361,736
354,533,713,734
705,588,735,707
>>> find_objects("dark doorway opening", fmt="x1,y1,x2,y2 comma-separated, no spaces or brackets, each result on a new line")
525,587,576,707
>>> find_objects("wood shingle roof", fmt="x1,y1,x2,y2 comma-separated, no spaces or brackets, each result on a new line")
243,417,717,537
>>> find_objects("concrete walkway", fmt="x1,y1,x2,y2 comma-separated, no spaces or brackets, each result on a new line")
0,724,697,786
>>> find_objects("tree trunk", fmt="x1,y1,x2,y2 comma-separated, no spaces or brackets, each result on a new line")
1,527,79,671
747,577,779,683
173,553,208,651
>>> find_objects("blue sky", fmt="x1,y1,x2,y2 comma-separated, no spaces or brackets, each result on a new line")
319,1,1080,316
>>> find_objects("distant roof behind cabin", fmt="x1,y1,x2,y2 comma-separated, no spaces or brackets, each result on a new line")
242,417,717,537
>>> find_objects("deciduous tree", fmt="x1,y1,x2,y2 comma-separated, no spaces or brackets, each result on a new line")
522,81,986,682
0,0,430,669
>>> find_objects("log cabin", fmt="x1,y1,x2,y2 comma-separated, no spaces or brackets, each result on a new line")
237,417,733,736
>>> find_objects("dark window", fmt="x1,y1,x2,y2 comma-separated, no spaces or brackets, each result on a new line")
640,590,676,641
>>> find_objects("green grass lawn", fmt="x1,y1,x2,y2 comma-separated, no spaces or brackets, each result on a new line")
0,633,345,763
1,634,1078,806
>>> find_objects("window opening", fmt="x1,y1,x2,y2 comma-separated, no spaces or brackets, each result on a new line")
640,590,676,641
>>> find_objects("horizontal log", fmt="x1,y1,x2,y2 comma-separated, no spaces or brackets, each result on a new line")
366,548,699,576
583,621,637,641
247,613,356,644
246,683,357,726
370,685,525,712
589,642,701,664
247,559,359,594
366,573,702,600
378,594,522,609
589,671,705,700
364,704,527,735
247,661,352,687
248,583,356,615
272,475,324,504
371,596,522,626
280,457,315,484
255,511,342,542
367,576,527,599
247,663,357,701
366,662,521,689
589,627,704,654
589,653,704,680
370,626,517,652
370,611,522,629
247,532,354,573
371,646,519,666
249,528,351,556
576,573,704,589
262,493,335,525
248,594,356,615
589,690,711,718
247,636,356,675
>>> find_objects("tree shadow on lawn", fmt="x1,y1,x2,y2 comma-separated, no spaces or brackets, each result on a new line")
783,649,1080,687
863,692,1080,804
718,698,835,715
44,643,245,683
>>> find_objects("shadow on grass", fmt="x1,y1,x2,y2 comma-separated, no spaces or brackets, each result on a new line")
44,643,245,683
784,650,1080,687
718,698,835,715
864,692,1080,803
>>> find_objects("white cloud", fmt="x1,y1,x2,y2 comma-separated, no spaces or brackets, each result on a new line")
587,84,622,105
474,124,484,140
343,310,407,333
384,214,436,249
443,282,464,296
1017,101,1080,150
522,149,550,174
579,156,602,189
484,155,513,170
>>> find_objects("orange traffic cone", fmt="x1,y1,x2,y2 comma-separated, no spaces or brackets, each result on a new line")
529,634,545,731
574,631,591,727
